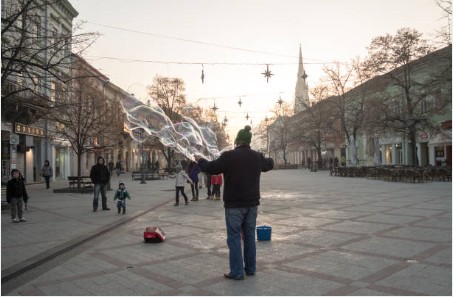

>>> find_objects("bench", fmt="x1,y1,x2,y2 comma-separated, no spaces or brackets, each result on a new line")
132,171,161,180
68,176,94,190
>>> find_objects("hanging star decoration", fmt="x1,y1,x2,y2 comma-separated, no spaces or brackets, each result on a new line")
238,97,242,107
277,97,284,108
201,65,205,83
212,102,218,112
245,112,250,121
261,64,274,83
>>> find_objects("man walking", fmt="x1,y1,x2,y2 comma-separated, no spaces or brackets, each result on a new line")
196,125,274,280
90,156,110,211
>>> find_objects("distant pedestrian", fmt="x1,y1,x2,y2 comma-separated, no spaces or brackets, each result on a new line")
196,125,274,280
204,173,212,199
108,161,114,176
115,161,121,177
90,156,110,212
188,161,201,201
6,169,29,223
41,160,53,189
211,174,223,200
113,182,131,214
174,164,193,206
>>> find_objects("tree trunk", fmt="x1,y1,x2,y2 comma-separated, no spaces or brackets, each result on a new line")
349,136,358,166
409,125,418,166
317,147,323,169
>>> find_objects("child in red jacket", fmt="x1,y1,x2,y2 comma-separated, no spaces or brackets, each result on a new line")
210,174,223,200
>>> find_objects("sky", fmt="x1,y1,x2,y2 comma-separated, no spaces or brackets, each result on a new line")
70,0,447,140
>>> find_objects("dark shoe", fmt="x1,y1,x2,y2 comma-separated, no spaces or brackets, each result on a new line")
118,209,121,214
174,203,179,206
102,208,110,211
122,211,126,214
190,198,196,201
224,273,244,280
185,201,189,205
93,209,97,212
245,271,255,276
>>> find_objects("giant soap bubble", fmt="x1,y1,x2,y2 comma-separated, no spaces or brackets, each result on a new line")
120,95,224,161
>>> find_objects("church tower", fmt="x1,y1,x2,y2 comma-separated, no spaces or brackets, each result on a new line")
294,45,310,114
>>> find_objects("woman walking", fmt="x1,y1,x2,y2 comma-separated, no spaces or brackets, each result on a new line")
41,160,53,189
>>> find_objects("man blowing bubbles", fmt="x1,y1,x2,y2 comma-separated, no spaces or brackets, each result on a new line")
195,125,274,280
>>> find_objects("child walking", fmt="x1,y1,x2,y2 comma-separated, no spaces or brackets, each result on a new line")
6,169,29,223
113,182,131,214
211,174,223,200
174,164,193,206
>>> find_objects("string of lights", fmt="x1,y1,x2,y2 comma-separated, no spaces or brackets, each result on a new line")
82,21,308,126
88,56,326,66
84,21,334,65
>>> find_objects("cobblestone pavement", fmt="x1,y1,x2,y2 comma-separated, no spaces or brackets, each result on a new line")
1,170,451,296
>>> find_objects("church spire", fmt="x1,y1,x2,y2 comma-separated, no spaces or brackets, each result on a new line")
294,45,310,113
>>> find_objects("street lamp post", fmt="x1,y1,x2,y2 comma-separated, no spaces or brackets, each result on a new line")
140,130,147,184
265,116,269,157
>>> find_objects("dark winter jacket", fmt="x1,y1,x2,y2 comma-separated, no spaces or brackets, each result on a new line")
90,158,110,184
188,163,201,183
6,178,29,203
114,189,131,201
198,144,274,208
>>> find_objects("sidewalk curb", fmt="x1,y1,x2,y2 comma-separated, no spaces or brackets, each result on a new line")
1,198,170,294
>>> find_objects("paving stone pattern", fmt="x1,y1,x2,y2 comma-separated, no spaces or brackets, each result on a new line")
1,170,451,295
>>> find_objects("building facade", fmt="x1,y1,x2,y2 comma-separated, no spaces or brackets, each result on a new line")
1,0,78,184
284,45,452,168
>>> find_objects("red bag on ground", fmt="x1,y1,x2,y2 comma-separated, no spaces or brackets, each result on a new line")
144,226,166,243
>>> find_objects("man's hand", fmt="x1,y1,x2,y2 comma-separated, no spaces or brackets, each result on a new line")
194,155,203,162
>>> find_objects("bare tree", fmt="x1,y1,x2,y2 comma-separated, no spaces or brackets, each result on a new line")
322,61,362,165
268,100,293,164
435,0,452,45
363,28,437,165
47,58,114,181
290,84,339,168
147,75,187,168
1,0,98,123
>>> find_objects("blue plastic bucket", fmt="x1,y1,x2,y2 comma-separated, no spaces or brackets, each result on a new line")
256,225,272,241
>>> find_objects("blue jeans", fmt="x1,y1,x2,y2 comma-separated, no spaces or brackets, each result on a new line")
225,207,258,276
93,183,108,210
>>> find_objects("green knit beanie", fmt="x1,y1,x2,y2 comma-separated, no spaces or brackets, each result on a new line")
235,125,252,145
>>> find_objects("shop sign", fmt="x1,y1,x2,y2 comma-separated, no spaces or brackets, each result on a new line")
15,123,44,137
